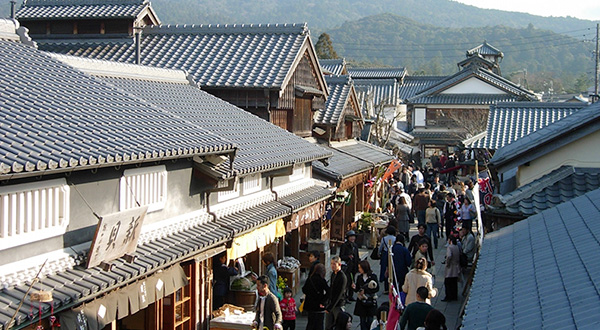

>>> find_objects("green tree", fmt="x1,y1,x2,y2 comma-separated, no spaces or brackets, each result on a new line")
315,33,339,59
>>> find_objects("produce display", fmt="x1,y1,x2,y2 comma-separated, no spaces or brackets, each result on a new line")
230,273,257,291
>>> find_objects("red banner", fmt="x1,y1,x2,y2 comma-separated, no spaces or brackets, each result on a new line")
478,177,493,206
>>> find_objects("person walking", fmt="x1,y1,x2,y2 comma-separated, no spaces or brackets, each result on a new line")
412,188,429,226
253,275,283,330
302,263,329,330
352,260,379,330
394,196,411,241
399,287,434,330
325,257,347,330
441,236,460,302
421,309,447,330
443,193,458,238
339,230,359,301
402,258,437,305
391,234,412,289
379,226,396,294
425,200,441,249
458,198,476,232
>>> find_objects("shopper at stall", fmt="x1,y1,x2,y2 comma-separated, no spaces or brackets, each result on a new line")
352,260,379,330
212,253,238,310
263,252,281,300
303,263,329,330
326,257,347,330
253,275,283,330
339,230,360,301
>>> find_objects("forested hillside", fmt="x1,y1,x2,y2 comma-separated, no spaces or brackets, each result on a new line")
326,13,595,93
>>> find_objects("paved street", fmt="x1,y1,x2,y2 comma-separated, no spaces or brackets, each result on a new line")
294,222,465,330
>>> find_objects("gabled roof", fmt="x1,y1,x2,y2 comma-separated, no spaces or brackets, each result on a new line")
319,58,347,75
38,23,328,94
407,65,536,104
457,54,497,70
491,166,600,216
466,41,503,57
463,187,600,329
16,0,159,22
0,20,236,179
55,55,333,179
317,75,361,126
354,78,399,108
470,102,585,149
490,102,600,170
348,67,407,80
397,75,444,101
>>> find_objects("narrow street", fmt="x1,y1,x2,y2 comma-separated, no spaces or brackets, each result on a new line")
294,222,465,330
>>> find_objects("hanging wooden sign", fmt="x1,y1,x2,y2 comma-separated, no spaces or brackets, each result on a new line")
287,201,326,232
87,206,148,269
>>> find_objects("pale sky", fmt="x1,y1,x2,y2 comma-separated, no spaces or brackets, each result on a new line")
454,0,600,21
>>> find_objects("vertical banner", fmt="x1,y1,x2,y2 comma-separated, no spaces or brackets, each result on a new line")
473,183,484,247
478,177,494,206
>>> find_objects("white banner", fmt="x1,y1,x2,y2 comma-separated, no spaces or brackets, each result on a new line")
473,183,484,248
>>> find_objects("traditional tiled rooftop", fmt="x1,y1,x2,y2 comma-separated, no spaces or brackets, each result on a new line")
490,102,600,168
39,23,312,90
319,58,346,76
312,144,373,181
466,41,503,57
16,0,152,20
55,55,332,178
490,166,600,216
354,78,399,108
463,187,600,329
397,75,443,101
317,75,354,126
408,65,536,104
332,140,393,167
0,23,236,178
470,102,585,149
348,67,406,80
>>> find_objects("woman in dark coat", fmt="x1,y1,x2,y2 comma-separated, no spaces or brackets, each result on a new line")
394,196,411,241
352,260,379,330
302,263,329,330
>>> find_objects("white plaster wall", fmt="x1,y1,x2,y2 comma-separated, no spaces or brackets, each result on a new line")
517,129,600,186
441,77,506,94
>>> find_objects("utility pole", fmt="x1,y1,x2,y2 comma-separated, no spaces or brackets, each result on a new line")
595,23,599,103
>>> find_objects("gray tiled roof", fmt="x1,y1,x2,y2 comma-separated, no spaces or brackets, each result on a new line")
462,187,600,329
466,41,503,57
278,185,333,211
333,140,393,167
470,102,585,149
320,58,346,76
0,34,235,178
408,66,536,104
490,102,600,169
312,145,373,182
217,200,290,235
317,75,353,126
397,75,443,101
354,78,399,107
0,220,230,330
348,67,406,80
56,55,333,178
492,166,600,216
17,0,151,20
39,23,314,90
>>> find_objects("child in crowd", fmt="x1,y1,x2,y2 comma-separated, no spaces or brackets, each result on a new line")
280,287,296,330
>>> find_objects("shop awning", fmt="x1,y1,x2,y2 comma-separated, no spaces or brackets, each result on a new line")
278,185,334,211
0,220,229,330
59,265,188,330
217,200,290,236
227,219,286,261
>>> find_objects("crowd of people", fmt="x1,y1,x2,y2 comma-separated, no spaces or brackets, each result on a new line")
213,157,479,330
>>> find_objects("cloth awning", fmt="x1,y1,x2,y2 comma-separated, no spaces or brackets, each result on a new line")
60,265,188,330
227,219,286,261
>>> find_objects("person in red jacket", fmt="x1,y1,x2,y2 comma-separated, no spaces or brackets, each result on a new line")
280,287,296,330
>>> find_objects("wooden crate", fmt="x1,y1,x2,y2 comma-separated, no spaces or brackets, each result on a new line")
277,267,300,295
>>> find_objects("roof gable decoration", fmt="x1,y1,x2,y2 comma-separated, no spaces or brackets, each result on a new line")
466,41,503,58
279,31,329,99
441,76,507,95
319,58,347,76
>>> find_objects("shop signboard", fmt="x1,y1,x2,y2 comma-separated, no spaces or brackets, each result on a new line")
87,206,148,268
287,201,326,232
